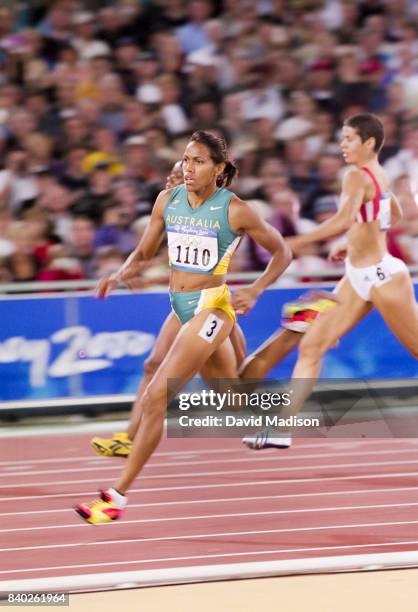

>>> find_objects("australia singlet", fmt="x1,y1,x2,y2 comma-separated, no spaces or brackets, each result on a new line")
163,184,240,275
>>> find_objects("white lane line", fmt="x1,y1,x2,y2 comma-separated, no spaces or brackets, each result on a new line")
1,485,417,518
2,470,418,502
2,501,418,534
0,438,414,467
3,539,418,577
0,442,341,466
0,449,245,467
2,458,418,489
1,447,416,478
2,519,418,554
0,421,129,440
4,550,418,592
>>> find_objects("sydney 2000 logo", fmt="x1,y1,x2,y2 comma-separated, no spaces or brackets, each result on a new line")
0,326,155,387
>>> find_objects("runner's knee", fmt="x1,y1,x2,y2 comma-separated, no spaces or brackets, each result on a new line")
299,334,327,362
141,382,166,418
143,356,162,377
240,356,269,378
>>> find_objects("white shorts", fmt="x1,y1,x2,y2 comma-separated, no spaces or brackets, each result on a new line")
345,253,408,301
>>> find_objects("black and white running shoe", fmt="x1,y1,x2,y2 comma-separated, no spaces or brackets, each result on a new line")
242,428,292,450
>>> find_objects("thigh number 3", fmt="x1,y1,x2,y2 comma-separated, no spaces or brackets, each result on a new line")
198,313,224,344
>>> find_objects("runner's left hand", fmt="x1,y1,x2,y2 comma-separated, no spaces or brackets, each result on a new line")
232,286,259,315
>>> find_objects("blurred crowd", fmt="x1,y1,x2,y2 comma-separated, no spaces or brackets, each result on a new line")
1,0,418,285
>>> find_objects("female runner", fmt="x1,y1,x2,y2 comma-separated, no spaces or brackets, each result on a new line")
244,113,418,449
76,130,292,522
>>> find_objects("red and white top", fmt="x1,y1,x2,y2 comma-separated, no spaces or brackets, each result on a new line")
355,167,391,230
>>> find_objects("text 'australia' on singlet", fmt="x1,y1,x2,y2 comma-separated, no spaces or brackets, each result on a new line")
163,184,240,275
355,167,391,230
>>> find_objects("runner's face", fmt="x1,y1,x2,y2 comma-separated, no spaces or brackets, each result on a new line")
165,164,183,189
340,125,370,165
182,141,221,192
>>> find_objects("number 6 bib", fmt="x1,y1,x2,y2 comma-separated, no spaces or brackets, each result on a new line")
167,224,219,272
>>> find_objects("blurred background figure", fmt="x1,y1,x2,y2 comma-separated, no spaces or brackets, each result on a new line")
165,160,183,189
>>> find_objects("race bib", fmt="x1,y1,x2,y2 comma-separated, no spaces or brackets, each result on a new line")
167,224,218,272
198,313,224,344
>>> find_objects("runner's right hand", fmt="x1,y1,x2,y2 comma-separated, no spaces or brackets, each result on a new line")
96,275,119,299
328,243,347,261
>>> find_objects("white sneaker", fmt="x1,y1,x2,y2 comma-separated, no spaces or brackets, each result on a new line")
242,428,292,450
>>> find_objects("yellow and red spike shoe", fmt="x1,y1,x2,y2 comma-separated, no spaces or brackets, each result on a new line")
75,490,123,525
90,432,132,457
282,291,338,333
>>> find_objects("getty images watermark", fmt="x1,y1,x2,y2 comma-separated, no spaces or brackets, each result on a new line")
166,380,321,438
177,389,319,428
167,378,418,439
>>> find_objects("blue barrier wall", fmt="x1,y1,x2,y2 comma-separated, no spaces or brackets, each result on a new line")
1,287,417,401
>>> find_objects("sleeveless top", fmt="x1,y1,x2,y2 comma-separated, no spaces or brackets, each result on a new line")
355,167,391,230
163,184,240,275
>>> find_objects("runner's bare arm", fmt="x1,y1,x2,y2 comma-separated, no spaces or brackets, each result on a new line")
96,190,170,298
390,193,403,225
229,197,292,313
288,169,368,248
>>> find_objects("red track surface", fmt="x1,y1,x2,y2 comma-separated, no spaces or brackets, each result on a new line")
1,434,418,584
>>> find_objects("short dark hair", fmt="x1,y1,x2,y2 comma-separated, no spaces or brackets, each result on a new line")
189,130,238,188
343,113,384,152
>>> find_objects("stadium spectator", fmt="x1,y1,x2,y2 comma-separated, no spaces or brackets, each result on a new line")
94,244,125,279
0,149,38,213
59,143,90,197
0,0,416,284
38,180,74,243
67,215,96,278
36,243,84,282
72,160,114,225
303,152,343,219
385,122,418,193
175,0,212,54
6,220,38,282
